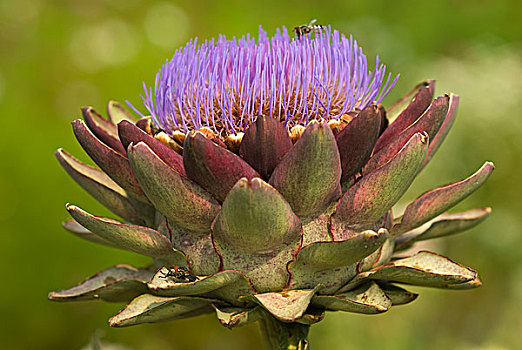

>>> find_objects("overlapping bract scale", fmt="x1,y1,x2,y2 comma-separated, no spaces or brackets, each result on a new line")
52,80,493,330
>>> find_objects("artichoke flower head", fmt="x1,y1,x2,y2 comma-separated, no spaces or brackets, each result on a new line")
51,25,494,349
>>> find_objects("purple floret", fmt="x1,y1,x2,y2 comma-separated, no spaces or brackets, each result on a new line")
135,26,399,134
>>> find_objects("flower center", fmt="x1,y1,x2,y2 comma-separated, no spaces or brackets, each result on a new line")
136,25,398,136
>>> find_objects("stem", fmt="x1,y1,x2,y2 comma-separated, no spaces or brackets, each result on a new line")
258,314,311,350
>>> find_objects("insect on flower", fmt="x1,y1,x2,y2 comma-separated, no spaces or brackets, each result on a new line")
293,19,323,39
160,265,198,282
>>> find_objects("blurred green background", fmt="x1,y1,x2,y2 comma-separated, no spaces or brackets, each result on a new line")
1,0,521,349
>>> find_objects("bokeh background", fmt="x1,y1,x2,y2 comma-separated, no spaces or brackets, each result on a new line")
1,0,521,349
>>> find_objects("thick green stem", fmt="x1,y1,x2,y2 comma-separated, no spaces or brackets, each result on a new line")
258,315,311,350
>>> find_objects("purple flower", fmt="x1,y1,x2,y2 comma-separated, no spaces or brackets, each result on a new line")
135,26,399,134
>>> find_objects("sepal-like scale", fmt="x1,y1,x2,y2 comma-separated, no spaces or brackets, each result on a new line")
332,132,428,234
240,285,323,322
312,281,392,314
183,131,260,202
62,218,119,248
52,84,492,335
378,283,418,305
156,218,220,276
118,120,186,176
56,149,145,224
72,119,151,204
109,294,219,327
335,105,382,186
339,251,480,292
392,162,494,236
48,265,153,302
365,95,448,173
395,207,491,250
213,305,264,329
67,205,186,266
288,229,388,294
375,80,435,149
128,142,220,233
422,94,460,168
148,268,253,305
107,100,136,124
212,177,302,292
239,115,293,179
269,121,342,218
82,106,127,155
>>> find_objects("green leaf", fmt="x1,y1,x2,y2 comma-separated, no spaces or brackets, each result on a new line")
48,265,153,302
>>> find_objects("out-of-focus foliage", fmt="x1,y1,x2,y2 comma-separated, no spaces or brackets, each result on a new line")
0,0,520,349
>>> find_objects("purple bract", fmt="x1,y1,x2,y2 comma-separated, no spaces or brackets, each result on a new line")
134,26,399,134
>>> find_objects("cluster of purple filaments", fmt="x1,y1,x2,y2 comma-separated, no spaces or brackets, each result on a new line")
135,26,399,134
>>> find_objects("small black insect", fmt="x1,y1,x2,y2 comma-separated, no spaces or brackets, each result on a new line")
160,265,197,283
293,19,323,39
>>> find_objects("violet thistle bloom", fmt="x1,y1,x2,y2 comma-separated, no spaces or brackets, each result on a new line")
138,26,397,136
50,25,493,350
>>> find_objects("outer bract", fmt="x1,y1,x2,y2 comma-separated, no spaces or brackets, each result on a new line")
51,27,493,350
